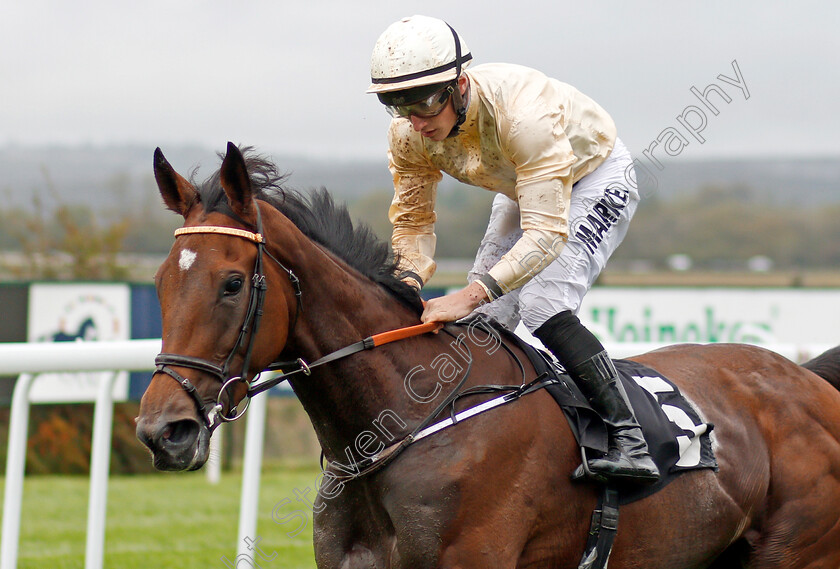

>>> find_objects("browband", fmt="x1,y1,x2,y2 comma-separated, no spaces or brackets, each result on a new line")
174,226,264,243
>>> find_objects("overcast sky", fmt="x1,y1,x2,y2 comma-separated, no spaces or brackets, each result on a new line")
2,1,838,163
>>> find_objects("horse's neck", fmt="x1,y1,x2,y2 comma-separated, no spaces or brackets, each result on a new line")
275,229,424,455
290,242,415,354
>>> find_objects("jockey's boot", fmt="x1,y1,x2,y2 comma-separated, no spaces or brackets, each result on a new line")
568,351,660,484
535,310,659,485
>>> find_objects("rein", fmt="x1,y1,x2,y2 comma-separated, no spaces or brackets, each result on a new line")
320,318,544,482
247,321,443,396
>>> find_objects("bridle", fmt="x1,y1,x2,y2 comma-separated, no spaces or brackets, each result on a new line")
154,205,302,432
152,202,444,435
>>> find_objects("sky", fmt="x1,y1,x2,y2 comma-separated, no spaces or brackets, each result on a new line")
2,1,839,162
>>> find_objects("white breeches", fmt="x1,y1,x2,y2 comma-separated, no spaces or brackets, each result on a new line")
468,138,639,332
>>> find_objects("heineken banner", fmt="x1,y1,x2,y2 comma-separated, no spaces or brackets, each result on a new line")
580,288,840,344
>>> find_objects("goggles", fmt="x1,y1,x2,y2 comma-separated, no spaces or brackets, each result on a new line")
385,84,454,118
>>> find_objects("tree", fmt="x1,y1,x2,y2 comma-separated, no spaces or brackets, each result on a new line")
0,175,136,280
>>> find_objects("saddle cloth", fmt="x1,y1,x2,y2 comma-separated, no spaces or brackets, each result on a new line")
494,322,718,505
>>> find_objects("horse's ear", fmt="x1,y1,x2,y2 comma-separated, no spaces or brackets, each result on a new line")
154,148,197,217
219,142,255,218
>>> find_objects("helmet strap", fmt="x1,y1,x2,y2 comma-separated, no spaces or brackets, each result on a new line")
447,81,469,138
445,22,468,138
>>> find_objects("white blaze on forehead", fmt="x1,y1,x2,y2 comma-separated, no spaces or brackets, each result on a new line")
179,249,197,271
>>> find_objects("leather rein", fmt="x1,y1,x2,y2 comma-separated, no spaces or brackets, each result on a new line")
154,206,442,432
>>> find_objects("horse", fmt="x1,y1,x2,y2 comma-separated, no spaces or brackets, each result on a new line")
49,317,97,342
136,143,840,568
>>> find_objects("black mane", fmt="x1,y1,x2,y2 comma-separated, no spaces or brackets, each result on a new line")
193,149,423,314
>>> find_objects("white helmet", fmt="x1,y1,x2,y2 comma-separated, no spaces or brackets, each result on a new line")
366,15,472,95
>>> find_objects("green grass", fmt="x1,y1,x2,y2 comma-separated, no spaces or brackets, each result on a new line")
1,465,320,568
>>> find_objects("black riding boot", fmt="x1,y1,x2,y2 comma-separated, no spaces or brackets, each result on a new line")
569,351,660,483
535,311,660,485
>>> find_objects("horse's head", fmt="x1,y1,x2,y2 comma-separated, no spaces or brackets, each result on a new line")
136,143,298,471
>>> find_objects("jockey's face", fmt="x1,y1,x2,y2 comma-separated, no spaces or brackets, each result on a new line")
408,76,467,141
408,97,457,141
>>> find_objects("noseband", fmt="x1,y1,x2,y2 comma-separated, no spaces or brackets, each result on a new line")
154,205,301,432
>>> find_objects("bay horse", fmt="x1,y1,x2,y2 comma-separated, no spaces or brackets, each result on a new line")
136,143,840,568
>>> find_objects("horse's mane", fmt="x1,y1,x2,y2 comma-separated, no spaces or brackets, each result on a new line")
802,345,840,393
194,149,423,314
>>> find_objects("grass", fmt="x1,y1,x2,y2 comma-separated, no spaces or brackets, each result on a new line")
1,464,320,568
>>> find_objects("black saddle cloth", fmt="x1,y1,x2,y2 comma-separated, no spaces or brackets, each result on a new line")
485,318,717,505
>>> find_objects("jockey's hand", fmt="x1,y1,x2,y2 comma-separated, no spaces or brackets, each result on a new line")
421,281,489,323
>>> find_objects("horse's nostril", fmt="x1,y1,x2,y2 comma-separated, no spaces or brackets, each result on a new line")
163,419,199,447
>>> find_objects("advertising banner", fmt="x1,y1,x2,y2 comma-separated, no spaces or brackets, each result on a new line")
580,288,840,345
26,283,131,402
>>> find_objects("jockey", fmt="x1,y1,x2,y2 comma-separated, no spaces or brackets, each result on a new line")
366,15,659,485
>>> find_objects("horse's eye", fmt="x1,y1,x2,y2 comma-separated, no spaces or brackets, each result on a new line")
224,277,244,296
